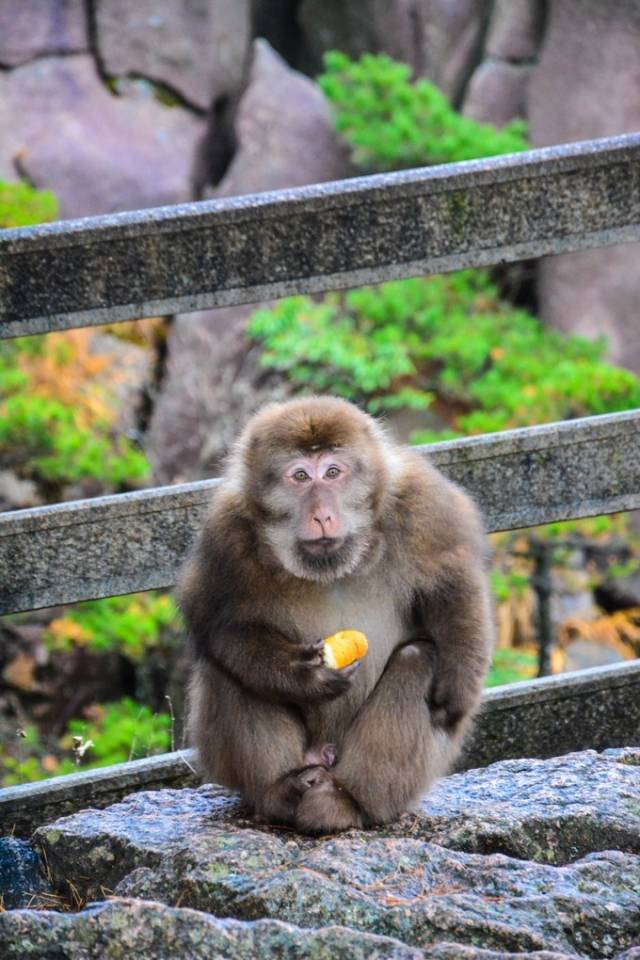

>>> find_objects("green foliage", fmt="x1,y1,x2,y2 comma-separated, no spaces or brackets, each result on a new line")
319,51,528,171
0,336,149,491
66,698,171,767
490,569,530,604
486,647,538,687
0,700,171,785
45,592,180,663
0,180,58,228
249,271,640,435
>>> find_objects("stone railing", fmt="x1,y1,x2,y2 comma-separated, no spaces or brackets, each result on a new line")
1,133,639,825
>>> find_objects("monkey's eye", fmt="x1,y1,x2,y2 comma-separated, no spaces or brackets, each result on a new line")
292,469,311,483
325,466,341,479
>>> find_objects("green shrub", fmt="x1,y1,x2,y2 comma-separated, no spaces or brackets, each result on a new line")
65,698,171,767
249,271,640,439
319,50,528,171
0,337,149,492
486,647,538,687
0,180,58,228
45,592,180,663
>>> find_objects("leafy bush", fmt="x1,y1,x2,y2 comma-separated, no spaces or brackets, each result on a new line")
249,271,640,440
64,698,171,767
0,334,149,493
0,180,58,228
486,647,538,687
1,699,171,785
319,51,528,171
45,592,179,663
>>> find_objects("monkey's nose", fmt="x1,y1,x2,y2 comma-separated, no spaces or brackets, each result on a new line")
313,515,332,536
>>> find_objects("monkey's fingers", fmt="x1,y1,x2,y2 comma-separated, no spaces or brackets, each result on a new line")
299,638,326,663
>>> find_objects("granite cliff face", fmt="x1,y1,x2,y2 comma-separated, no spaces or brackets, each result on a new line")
1,748,639,958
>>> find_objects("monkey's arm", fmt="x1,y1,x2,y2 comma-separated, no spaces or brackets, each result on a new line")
413,554,494,731
190,619,358,705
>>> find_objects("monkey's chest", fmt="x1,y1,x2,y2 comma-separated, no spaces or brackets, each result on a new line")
287,579,406,740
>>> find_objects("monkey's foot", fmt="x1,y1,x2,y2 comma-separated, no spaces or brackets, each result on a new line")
295,772,364,835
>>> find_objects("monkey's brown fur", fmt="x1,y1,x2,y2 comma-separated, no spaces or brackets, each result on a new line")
178,396,494,834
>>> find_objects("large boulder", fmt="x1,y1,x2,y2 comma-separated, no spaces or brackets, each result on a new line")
0,748,638,957
528,0,640,375
146,40,351,483
296,0,492,105
94,0,252,112
0,0,87,67
0,55,205,219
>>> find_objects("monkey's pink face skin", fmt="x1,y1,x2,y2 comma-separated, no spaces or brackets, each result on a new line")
284,452,351,550
261,449,376,582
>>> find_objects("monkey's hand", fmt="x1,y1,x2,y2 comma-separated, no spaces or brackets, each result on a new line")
293,638,361,701
428,664,483,732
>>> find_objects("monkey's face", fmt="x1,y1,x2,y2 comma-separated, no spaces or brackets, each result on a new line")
260,449,377,583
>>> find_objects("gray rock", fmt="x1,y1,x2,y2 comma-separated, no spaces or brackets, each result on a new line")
0,0,87,67
95,0,252,112
417,748,640,864
421,0,493,104
0,837,52,910
0,899,429,959
462,60,531,126
485,0,545,61
528,0,640,376
145,306,289,482
0,55,205,219
214,39,350,199
147,40,350,483
29,750,640,955
297,0,427,78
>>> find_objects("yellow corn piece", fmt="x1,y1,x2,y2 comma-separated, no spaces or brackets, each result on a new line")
323,630,368,669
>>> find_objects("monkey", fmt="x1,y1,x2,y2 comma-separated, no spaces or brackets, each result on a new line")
177,396,494,834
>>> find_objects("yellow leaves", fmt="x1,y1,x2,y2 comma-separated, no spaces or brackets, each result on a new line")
47,617,93,649
558,608,640,659
489,346,506,361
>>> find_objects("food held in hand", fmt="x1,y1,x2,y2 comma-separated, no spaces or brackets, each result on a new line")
323,630,368,669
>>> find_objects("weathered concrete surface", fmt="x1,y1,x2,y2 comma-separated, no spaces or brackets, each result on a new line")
95,0,251,112
2,408,639,614
528,0,640,377
459,660,640,771
1,134,639,339
0,750,199,838
0,0,87,67
3,662,639,839
16,749,639,957
0,55,205,221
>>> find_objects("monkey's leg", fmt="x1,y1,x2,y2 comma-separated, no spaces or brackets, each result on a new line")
296,642,459,833
189,663,319,825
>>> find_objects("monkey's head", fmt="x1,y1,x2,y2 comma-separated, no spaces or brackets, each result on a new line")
230,397,393,583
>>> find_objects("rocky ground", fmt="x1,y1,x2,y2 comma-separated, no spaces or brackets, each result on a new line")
1,747,639,958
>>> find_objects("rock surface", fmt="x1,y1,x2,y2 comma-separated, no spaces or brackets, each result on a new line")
95,0,252,112
0,0,87,67
528,0,640,376
146,40,350,483
0,55,205,219
0,749,635,957
0,837,52,910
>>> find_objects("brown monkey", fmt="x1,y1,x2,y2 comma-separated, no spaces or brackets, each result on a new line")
178,396,493,834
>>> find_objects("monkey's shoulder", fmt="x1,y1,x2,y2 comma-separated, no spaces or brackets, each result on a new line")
384,450,486,578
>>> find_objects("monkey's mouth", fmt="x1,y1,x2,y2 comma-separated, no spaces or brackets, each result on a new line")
299,536,345,557
296,535,357,579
